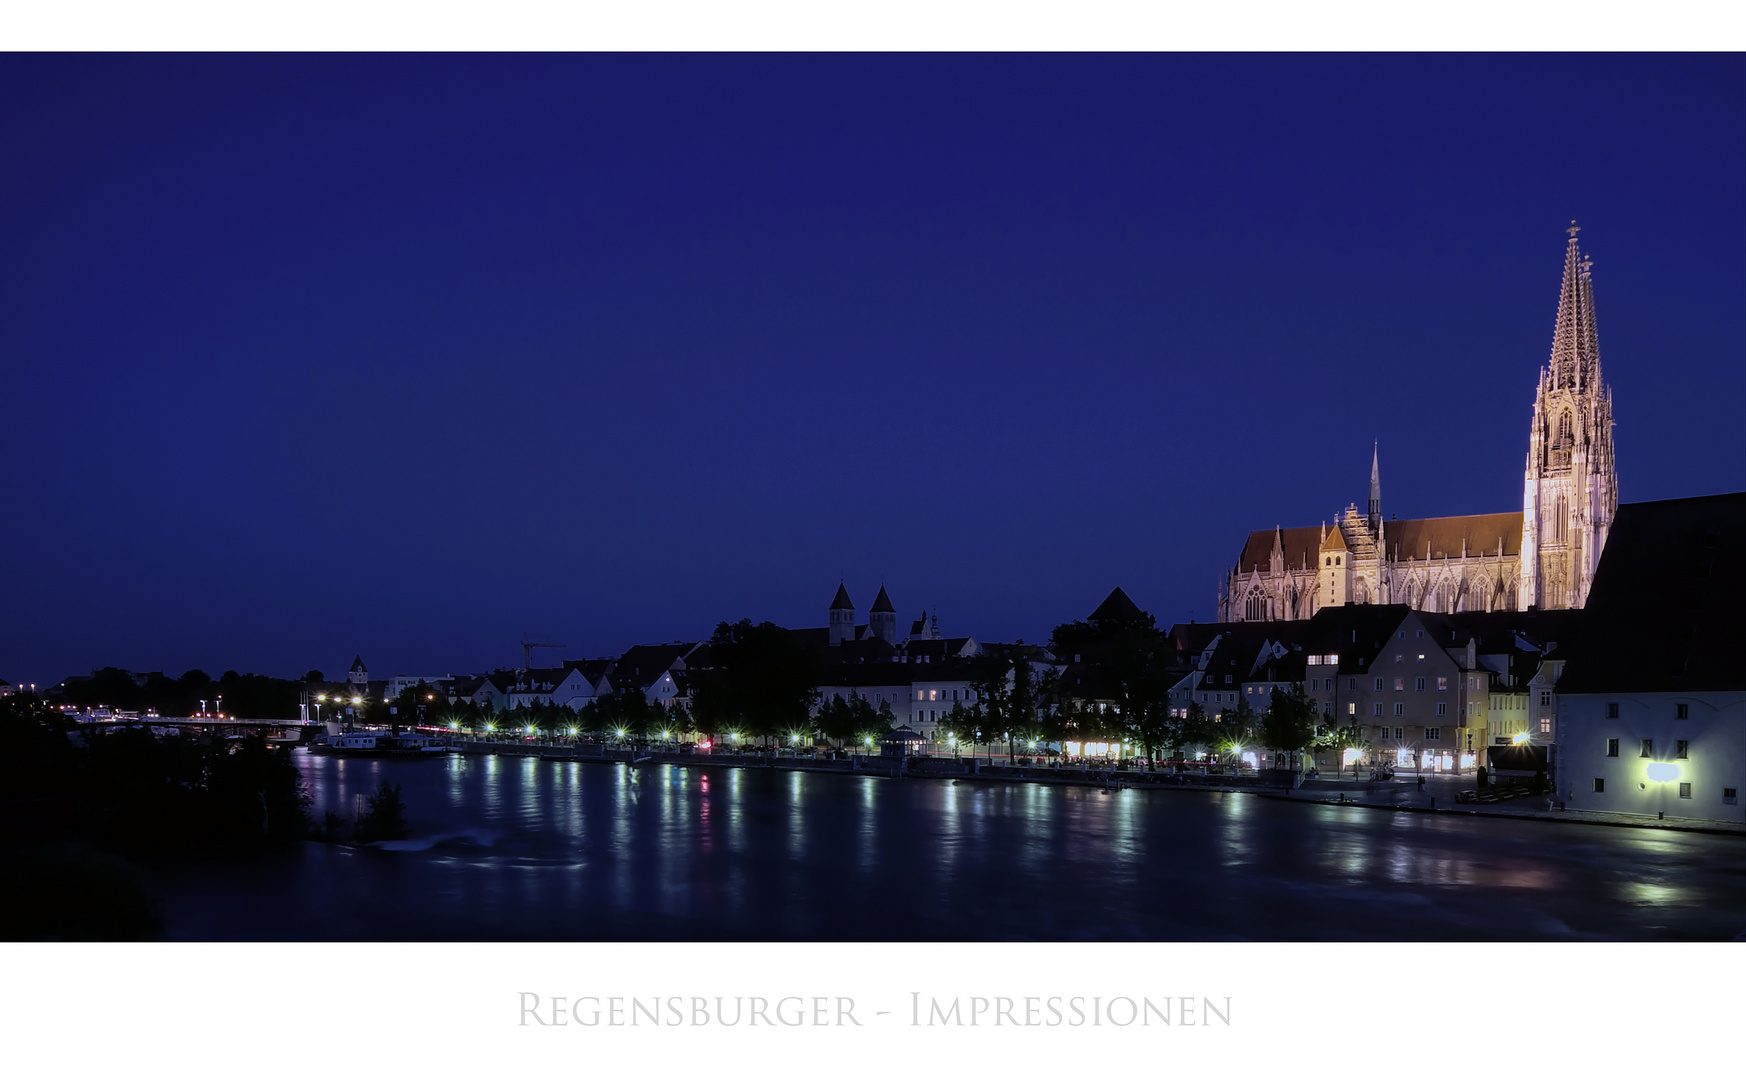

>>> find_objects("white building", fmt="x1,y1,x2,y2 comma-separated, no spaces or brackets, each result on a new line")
1555,493,1744,824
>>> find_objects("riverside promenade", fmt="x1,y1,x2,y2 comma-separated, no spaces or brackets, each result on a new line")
445,738,1746,837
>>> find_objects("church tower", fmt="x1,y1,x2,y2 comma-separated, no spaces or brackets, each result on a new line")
828,582,856,646
1521,223,1618,610
868,584,898,645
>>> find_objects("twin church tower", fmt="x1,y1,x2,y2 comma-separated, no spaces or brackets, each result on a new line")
1220,224,1618,621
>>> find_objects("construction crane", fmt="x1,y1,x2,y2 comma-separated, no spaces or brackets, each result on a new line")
520,634,568,674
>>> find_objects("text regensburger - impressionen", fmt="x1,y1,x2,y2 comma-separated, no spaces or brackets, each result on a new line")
518,993,1232,1028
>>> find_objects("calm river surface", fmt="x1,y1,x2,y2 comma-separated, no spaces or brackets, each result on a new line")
154,751,1746,941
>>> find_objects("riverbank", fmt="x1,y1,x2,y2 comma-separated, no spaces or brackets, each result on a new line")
419,742,1746,836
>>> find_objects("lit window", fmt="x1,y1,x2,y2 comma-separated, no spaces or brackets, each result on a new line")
1437,677,1447,691
1539,717,1551,734
1348,703,1356,716
1394,677,1405,692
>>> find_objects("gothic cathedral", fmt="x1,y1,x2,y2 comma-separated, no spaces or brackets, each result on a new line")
1219,224,1618,621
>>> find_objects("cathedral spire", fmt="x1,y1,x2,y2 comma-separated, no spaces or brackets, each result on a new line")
1549,221,1601,391
1367,441,1381,534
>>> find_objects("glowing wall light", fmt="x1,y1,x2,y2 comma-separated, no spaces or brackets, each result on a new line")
1645,762,1679,783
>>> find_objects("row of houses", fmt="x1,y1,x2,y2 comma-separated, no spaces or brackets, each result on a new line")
1160,492,1744,823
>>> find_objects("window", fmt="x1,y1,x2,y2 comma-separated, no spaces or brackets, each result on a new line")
1310,678,1319,691
1725,788,1739,805
1348,702,1357,716
1373,703,1384,717
1425,728,1441,741
1347,677,1356,691
1543,691,1555,708
1374,677,1385,692
1676,740,1688,759
1415,630,1423,639
1395,654,1403,663
1415,677,1426,692
1605,738,1619,757
1394,677,1405,692
1437,677,1448,691
1676,703,1689,719
1640,739,1653,758
1593,778,1605,793
1539,718,1551,734
1393,703,1404,717
1436,703,1447,717
1417,653,1426,663
1605,701,1617,718
1394,727,1404,740
1322,703,1332,716
1224,674,1232,684
1678,783,1692,799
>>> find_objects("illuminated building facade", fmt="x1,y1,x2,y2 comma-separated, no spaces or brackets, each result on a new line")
1218,225,1618,622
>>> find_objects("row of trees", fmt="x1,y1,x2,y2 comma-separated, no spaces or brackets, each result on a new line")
57,667,306,719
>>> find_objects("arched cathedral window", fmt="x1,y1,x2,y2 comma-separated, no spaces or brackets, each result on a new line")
1552,494,1568,544
1556,410,1572,447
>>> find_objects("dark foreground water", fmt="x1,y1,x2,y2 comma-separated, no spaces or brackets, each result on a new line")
154,752,1746,941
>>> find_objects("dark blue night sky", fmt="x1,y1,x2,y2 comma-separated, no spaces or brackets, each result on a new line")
2,54,1741,686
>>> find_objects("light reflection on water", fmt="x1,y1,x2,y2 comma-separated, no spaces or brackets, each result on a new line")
150,752,1746,942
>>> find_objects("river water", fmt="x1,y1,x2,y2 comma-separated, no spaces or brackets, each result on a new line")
155,751,1745,940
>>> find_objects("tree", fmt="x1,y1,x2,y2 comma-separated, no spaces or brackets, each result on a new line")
1258,685,1318,774
690,620,820,743
816,693,881,746
1176,700,1215,758
937,702,982,756
356,780,407,843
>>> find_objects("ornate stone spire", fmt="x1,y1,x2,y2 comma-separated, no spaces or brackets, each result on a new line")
1548,221,1602,392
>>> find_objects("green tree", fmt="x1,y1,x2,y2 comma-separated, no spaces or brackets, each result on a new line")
356,780,408,843
690,620,820,744
1258,685,1318,773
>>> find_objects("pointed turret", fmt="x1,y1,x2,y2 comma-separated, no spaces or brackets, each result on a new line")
829,583,854,611
869,585,895,613
1368,441,1382,535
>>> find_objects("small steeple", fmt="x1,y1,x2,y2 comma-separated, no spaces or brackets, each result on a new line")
1368,441,1382,534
